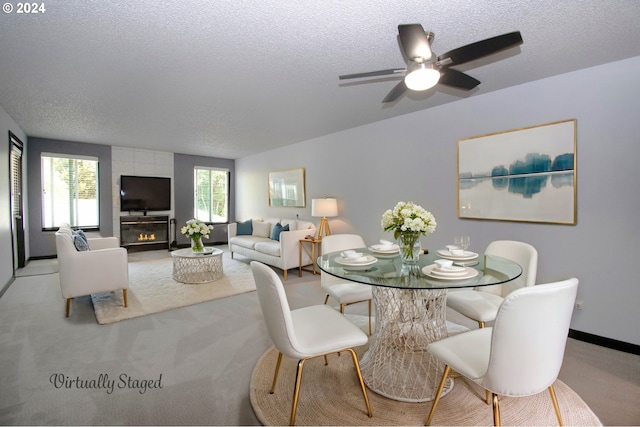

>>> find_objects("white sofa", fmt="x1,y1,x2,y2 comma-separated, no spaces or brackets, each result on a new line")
228,218,316,280
55,223,129,317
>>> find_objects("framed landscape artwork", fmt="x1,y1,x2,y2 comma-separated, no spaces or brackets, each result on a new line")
457,119,577,224
268,168,306,207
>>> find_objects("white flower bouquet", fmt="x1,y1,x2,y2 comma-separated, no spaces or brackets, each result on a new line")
381,201,436,263
381,201,437,239
181,219,213,252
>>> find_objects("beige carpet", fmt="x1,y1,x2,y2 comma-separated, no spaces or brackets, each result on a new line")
91,250,255,324
250,345,602,426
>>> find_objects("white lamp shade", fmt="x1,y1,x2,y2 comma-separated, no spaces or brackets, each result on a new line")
311,198,338,217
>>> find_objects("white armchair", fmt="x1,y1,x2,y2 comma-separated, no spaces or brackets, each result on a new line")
55,224,129,317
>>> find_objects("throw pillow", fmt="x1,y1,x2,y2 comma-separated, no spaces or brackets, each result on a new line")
236,219,253,235
252,220,271,238
270,223,289,241
72,229,90,251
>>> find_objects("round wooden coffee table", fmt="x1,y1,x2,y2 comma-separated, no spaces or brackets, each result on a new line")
171,248,224,284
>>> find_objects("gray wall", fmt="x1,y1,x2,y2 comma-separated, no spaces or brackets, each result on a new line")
27,137,113,258
235,56,640,346
23,142,236,256
0,105,28,290
173,153,235,246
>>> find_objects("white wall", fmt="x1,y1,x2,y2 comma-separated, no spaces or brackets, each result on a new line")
111,146,174,238
0,105,27,289
236,56,640,346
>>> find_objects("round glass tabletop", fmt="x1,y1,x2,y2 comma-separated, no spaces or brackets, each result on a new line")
317,248,522,290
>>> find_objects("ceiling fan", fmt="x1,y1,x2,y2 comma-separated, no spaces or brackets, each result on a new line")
339,24,523,103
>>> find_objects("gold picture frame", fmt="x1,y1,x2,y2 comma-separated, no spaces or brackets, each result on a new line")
268,168,306,207
458,119,577,224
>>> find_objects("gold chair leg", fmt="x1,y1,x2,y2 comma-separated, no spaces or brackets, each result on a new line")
123,289,128,307
283,269,288,281
346,348,372,418
548,385,564,426
65,298,71,317
323,294,330,305
492,392,501,426
339,303,345,314
478,320,485,328
270,352,283,394
290,358,307,426
485,389,491,404
425,365,451,425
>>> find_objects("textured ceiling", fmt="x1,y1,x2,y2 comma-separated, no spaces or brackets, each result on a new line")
2,0,640,159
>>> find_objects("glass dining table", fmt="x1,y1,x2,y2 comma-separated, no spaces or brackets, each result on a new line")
317,248,522,403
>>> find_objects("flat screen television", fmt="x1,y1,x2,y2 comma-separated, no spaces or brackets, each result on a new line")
120,175,171,212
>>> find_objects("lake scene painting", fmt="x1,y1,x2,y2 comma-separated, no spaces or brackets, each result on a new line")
458,119,576,224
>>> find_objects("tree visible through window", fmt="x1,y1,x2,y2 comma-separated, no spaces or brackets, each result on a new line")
194,167,228,223
41,154,99,229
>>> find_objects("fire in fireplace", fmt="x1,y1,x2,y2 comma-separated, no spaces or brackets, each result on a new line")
120,216,169,251
138,233,156,242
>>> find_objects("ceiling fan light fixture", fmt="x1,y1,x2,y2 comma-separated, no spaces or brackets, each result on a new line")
404,63,440,91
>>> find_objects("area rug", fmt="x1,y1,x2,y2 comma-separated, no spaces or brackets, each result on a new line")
250,345,602,426
91,250,255,324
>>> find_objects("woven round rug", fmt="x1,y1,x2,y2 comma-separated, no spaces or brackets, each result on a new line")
250,345,602,426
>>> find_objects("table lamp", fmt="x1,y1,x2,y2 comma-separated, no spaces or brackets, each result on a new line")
311,198,338,239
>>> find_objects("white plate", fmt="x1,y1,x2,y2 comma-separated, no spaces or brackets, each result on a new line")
431,266,467,275
422,264,479,280
434,263,466,272
335,255,378,267
369,245,400,254
436,249,479,261
429,269,468,277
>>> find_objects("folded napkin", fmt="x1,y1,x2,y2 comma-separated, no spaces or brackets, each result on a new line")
341,250,363,259
340,250,369,263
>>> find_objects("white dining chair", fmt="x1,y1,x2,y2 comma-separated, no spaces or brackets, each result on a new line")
321,234,373,334
446,240,538,328
426,277,579,426
250,261,372,426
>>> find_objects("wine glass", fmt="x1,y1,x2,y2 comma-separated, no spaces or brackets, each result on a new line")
454,235,470,251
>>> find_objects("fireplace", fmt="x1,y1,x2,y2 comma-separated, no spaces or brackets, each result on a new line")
120,215,169,252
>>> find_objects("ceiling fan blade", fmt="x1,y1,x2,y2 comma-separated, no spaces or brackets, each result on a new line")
382,81,407,103
398,24,432,61
437,31,523,66
339,68,406,80
438,68,481,90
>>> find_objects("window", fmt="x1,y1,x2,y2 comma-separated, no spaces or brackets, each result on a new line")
41,154,99,230
194,167,228,223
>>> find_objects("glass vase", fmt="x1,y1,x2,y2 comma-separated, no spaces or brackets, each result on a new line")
398,232,421,265
191,235,204,253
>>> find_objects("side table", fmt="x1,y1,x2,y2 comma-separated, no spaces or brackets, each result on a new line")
171,247,224,284
298,237,322,276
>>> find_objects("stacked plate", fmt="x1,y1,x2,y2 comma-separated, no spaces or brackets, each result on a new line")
422,263,479,280
334,253,378,270
368,243,400,256
436,249,479,261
